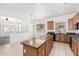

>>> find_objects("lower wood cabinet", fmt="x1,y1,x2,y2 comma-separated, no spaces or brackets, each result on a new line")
22,37,53,56
77,42,79,56
68,35,79,56
71,38,77,56
23,45,37,56
38,44,46,56
55,33,71,43
55,33,61,42
45,39,53,56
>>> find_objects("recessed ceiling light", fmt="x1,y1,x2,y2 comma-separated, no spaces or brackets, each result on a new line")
36,3,40,5
59,10,63,13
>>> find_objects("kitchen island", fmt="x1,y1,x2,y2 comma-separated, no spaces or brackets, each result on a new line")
21,35,53,56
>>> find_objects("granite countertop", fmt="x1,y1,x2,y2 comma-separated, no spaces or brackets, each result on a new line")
21,38,46,48
21,35,53,48
68,34,79,42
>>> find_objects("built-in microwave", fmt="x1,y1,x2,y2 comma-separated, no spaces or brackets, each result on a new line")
76,22,79,30
73,22,79,30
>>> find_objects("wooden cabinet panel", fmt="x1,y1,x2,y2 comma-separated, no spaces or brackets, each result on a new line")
71,39,74,52
38,44,46,56
72,38,77,56
23,45,37,56
60,34,65,42
77,12,79,22
45,39,53,56
68,18,73,30
64,35,71,43
77,42,79,56
55,33,71,43
73,15,77,25
46,40,50,55
47,21,54,30
55,33,61,42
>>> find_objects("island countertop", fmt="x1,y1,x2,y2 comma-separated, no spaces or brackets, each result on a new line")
21,35,53,48
21,38,46,48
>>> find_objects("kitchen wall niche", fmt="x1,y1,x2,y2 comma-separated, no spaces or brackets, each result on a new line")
55,22,66,33
36,24,45,33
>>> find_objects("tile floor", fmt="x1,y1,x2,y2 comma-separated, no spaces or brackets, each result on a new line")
0,41,74,56
49,42,74,56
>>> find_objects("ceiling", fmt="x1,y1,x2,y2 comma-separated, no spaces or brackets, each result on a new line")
0,3,79,22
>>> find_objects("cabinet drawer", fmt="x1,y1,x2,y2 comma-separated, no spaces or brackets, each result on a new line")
23,45,37,56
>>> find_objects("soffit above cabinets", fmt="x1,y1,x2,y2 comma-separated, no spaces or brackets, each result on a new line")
0,3,79,22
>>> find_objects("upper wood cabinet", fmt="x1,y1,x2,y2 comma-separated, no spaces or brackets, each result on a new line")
47,21,54,30
68,12,79,30
55,33,71,43
77,12,79,22
68,18,73,30
73,15,77,25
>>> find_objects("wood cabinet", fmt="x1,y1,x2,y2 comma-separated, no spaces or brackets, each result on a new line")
55,33,61,42
73,15,77,24
21,35,53,56
23,41,46,56
46,40,50,55
68,18,73,30
38,44,46,56
77,12,79,22
65,35,72,44
68,35,79,56
67,35,72,46
77,42,79,56
55,33,71,43
46,39,53,56
60,34,65,42
71,38,77,56
23,45,37,56
68,12,79,30
47,21,54,30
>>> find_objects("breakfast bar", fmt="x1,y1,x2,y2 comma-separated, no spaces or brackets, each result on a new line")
21,35,53,56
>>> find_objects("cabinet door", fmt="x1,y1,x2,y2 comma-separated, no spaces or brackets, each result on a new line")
72,39,74,51
46,40,50,56
68,18,73,30
47,21,54,30
77,42,79,56
60,35,65,42
64,35,67,43
72,15,76,25
77,12,79,22
72,39,77,56
38,44,46,56
23,45,37,56
55,33,60,42
64,35,70,43
76,42,79,56
46,39,52,56
67,36,71,43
